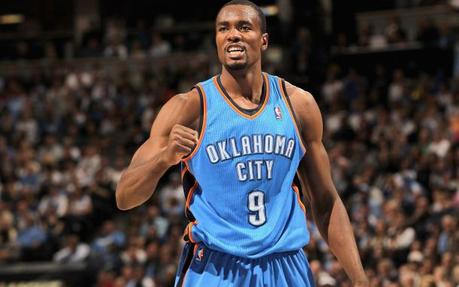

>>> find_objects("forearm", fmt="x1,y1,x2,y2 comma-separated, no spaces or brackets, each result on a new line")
290,87,368,285
321,198,367,284
116,153,171,210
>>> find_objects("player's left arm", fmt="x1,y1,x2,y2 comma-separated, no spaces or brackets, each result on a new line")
285,82,368,287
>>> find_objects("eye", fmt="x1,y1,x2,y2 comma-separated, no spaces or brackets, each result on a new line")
240,25,251,32
218,26,228,32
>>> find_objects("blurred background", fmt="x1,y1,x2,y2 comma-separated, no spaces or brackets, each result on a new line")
0,0,459,286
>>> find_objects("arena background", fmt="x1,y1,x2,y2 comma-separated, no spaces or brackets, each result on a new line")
0,0,458,286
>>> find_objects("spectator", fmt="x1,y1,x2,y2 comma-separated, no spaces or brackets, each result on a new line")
159,173,184,217
103,19,128,59
53,234,90,263
149,33,171,58
437,214,459,254
79,38,103,58
388,69,406,105
0,209,18,262
139,206,169,240
452,265,459,286
120,236,147,266
16,208,47,261
104,38,128,59
437,22,456,48
92,220,126,271
385,16,407,44
416,18,440,46
130,40,147,60
38,184,69,218
65,186,93,237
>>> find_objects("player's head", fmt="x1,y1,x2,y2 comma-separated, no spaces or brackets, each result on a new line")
215,0,269,71
220,0,267,33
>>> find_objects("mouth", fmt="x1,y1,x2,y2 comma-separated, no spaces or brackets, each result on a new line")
226,45,245,58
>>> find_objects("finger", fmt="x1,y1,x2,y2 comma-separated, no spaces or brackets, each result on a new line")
174,124,198,134
174,141,193,155
172,136,196,149
173,125,199,140
172,129,198,143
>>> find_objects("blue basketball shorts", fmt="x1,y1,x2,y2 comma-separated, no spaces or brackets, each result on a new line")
175,243,315,287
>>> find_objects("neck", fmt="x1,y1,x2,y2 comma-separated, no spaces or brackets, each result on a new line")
220,63,264,104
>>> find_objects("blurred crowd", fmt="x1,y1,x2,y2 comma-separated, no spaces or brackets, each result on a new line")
353,16,457,50
0,18,214,62
331,15,458,52
0,16,459,287
308,64,459,286
0,57,210,286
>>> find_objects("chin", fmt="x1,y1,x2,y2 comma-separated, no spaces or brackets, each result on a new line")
225,62,247,71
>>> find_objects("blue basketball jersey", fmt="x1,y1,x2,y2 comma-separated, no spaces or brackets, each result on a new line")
181,73,309,258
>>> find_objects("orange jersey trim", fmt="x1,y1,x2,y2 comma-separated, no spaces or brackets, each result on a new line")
184,221,197,243
213,73,270,120
292,183,307,215
277,78,307,154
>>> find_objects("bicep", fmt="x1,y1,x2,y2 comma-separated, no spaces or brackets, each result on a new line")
287,85,337,202
130,91,200,167
299,140,337,199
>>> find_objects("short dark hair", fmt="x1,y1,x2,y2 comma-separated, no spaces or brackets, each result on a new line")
218,0,267,33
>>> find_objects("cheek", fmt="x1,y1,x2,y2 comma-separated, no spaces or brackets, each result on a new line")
216,46,225,59
248,42,262,54
215,38,225,54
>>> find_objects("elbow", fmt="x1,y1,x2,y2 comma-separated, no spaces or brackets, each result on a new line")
115,173,155,210
115,186,131,211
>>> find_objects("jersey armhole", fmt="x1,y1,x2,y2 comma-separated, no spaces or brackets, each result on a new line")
182,84,207,161
196,85,204,137
279,79,307,154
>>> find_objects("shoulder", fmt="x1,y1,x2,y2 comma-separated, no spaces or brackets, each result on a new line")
167,88,200,115
281,80,322,124
167,88,201,111
282,80,318,112
282,80,323,141
152,88,201,132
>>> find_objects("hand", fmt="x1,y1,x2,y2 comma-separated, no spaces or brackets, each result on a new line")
163,124,198,165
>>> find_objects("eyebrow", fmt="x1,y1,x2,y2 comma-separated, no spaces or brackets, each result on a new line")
216,21,229,26
216,20,253,27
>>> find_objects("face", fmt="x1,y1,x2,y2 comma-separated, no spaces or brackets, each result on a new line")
215,5,268,71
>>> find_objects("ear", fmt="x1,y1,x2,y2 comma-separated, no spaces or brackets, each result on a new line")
261,33,269,51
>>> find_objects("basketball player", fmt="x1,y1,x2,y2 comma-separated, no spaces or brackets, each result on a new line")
116,1,368,286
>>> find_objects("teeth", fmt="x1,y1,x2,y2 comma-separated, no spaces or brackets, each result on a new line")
228,47,243,52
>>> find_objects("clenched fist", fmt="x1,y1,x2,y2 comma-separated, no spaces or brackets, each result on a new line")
162,124,198,165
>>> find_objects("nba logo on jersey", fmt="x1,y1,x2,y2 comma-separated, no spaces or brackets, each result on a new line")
274,106,282,119
196,247,204,261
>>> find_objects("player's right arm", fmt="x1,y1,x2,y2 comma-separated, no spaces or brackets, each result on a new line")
115,89,200,210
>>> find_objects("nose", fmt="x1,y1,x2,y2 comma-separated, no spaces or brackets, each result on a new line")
227,28,242,42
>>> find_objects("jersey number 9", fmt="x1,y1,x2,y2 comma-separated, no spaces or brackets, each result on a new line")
248,190,266,226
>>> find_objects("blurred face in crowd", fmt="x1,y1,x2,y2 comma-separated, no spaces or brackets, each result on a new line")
452,265,459,284
215,4,268,71
441,215,455,233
